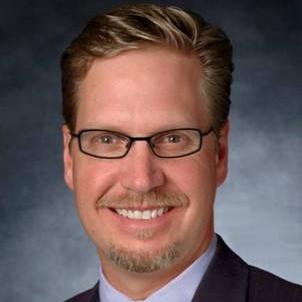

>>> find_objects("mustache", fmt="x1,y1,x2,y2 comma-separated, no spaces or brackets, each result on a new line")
96,190,189,209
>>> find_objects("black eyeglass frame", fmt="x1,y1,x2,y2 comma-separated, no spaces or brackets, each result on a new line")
70,127,213,159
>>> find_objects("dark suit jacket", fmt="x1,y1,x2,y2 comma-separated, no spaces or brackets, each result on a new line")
64,235,302,302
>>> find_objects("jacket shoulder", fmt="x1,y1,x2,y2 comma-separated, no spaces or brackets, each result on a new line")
248,266,302,302
64,283,99,302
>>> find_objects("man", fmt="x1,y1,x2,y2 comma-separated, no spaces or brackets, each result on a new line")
61,4,302,302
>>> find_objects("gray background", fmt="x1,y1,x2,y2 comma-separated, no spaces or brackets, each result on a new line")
1,0,301,301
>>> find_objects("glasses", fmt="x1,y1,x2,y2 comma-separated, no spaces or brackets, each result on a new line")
70,128,213,159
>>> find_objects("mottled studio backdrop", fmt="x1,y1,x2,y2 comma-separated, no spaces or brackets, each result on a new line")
1,0,301,301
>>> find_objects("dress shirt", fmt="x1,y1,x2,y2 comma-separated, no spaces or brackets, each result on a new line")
99,234,217,302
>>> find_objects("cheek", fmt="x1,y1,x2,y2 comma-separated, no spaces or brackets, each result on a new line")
168,152,217,198
167,153,217,224
72,157,119,209
164,156,216,249
71,158,121,244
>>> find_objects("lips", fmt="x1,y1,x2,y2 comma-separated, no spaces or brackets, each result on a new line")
114,207,169,220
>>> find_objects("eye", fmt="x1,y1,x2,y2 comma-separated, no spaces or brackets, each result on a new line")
87,132,120,146
154,132,187,145
165,134,182,143
98,135,116,144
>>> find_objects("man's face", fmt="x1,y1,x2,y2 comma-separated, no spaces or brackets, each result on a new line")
63,47,228,278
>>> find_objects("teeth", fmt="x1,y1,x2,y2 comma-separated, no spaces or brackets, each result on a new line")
133,210,142,219
115,207,168,220
142,210,151,220
151,209,157,219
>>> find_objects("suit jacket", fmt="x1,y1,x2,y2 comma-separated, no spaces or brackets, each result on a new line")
64,235,302,302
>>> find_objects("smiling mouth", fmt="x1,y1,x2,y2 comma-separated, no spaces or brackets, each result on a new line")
111,207,171,220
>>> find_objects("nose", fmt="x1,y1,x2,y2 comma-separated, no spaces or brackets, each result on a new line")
119,141,165,193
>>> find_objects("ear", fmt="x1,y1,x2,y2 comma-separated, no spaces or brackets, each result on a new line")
62,124,74,191
215,120,229,187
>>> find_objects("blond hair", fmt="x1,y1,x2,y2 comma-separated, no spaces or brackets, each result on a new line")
61,4,233,133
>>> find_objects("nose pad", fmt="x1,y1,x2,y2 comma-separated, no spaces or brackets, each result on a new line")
119,141,164,193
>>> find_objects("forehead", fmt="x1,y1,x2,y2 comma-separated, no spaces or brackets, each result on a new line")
76,47,209,134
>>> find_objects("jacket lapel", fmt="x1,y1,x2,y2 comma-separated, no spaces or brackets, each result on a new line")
87,282,100,302
192,235,249,302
